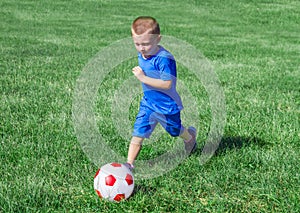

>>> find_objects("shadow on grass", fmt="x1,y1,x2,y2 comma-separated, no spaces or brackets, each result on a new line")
214,136,268,156
130,184,157,198
131,136,268,196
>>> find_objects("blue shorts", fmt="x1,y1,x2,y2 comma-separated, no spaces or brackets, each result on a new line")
132,104,183,138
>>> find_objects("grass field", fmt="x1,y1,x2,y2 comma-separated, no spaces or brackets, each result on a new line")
1,0,299,212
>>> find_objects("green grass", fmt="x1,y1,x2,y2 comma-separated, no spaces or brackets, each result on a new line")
1,0,299,212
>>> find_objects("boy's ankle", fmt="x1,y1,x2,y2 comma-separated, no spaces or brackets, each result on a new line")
123,162,134,172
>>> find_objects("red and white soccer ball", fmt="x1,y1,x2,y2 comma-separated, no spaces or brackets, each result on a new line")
94,162,134,202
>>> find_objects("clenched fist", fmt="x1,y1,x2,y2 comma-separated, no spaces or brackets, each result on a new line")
132,66,145,81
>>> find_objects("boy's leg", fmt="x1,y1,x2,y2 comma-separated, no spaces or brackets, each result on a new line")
155,112,197,153
126,104,157,170
127,136,144,165
179,127,192,141
180,126,197,153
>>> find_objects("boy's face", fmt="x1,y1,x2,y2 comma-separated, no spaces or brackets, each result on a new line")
132,31,161,58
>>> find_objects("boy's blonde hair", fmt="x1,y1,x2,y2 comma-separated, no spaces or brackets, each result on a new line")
131,16,160,35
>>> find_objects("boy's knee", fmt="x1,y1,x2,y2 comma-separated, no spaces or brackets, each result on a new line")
130,137,144,145
166,127,181,137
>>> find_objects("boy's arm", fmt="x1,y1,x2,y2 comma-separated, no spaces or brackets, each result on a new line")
132,66,172,90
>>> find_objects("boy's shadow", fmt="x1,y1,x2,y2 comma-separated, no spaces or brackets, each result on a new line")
212,135,268,156
131,136,267,197
130,184,157,199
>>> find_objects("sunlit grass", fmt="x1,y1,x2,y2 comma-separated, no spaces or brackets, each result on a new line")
1,0,299,212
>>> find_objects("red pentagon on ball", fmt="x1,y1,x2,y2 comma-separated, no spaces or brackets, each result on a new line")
105,175,116,186
95,189,102,198
114,193,125,201
125,174,133,185
110,162,122,167
94,169,100,178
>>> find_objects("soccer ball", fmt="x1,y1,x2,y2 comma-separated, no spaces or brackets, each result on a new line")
94,162,134,202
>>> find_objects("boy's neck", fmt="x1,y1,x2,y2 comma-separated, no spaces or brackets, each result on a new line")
142,45,161,59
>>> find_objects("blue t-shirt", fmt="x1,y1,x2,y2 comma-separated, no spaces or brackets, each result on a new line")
138,46,183,115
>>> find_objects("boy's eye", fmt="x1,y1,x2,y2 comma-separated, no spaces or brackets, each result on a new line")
136,43,150,46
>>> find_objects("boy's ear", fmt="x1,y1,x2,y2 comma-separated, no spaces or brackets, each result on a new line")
157,34,162,43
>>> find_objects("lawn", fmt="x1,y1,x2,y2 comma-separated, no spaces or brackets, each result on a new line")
1,0,299,212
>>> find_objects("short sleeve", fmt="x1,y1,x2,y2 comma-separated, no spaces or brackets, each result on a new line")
158,57,177,81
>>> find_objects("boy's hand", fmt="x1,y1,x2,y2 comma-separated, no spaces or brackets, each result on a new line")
132,66,172,89
132,66,145,81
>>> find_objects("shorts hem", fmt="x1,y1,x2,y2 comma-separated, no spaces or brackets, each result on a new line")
132,133,149,139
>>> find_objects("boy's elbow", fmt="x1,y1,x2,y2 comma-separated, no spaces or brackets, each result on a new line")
163,80,172,90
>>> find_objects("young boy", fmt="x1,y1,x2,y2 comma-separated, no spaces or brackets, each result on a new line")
124,16,197,171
